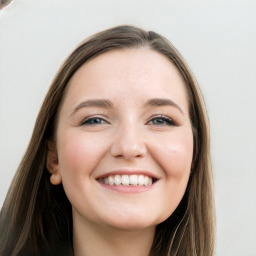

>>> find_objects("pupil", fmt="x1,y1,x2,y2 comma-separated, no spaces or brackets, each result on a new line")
154,118,164,124
91,118,101,124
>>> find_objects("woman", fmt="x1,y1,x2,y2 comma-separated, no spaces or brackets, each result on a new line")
0,25,215,256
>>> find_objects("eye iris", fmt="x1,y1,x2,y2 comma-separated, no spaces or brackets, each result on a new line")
153,118,165,124
82,118,104,125
89,118,102,124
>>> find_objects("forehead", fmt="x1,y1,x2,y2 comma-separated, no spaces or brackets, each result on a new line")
64,48,188,109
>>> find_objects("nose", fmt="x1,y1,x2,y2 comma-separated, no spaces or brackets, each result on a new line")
110,125,147,160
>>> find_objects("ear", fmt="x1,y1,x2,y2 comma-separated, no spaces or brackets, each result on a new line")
47,141,62,185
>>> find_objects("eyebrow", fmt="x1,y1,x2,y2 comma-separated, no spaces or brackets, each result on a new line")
145,98,184,114
71,99,113,115
71,97,184,116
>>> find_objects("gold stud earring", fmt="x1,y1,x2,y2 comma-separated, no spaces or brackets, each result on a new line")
50,172,62,185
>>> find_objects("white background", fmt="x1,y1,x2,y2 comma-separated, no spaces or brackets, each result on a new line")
0,0,256,255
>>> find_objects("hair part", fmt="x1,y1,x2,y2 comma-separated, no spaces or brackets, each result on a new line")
0,25,215,256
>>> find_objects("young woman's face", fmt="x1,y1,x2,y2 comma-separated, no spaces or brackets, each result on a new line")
52,48,193,231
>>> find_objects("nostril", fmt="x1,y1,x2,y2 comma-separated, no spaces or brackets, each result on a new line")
110,137,147,159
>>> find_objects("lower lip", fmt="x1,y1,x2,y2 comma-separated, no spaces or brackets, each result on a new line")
97,181,155,193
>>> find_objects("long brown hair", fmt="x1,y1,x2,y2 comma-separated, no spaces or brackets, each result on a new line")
0,25,215,256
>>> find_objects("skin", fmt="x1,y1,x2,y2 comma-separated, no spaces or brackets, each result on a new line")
47,48,193,256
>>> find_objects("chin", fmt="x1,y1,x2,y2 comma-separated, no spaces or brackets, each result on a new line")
109,221,155,232
103,213,162,232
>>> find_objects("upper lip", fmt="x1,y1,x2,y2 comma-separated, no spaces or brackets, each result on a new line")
96,169,159,180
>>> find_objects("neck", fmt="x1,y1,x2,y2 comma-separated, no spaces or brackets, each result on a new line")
72,214,155,256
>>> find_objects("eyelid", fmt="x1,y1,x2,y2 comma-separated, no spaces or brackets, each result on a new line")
146,114,177,126
80,115,110,126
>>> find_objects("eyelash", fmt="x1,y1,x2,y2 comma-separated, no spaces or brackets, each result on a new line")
80,115,176,126
147,115,176,126
80,116,109,126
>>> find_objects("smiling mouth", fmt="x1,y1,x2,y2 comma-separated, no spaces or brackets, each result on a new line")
98,174,156,186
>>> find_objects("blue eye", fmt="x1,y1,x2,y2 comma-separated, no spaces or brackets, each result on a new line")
148,116,176,126
81,117,107,125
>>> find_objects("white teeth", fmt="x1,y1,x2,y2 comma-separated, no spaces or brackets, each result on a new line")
108,176,114,185
130,175,138,185
121,175,129,185
144,176,149,185
114,175,121,185
138,175,144,185
101,174,154,186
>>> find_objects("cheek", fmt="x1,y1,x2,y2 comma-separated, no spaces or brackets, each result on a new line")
57,130,106,177
157,130,194,178
56,131,109,210
151,130,193,222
